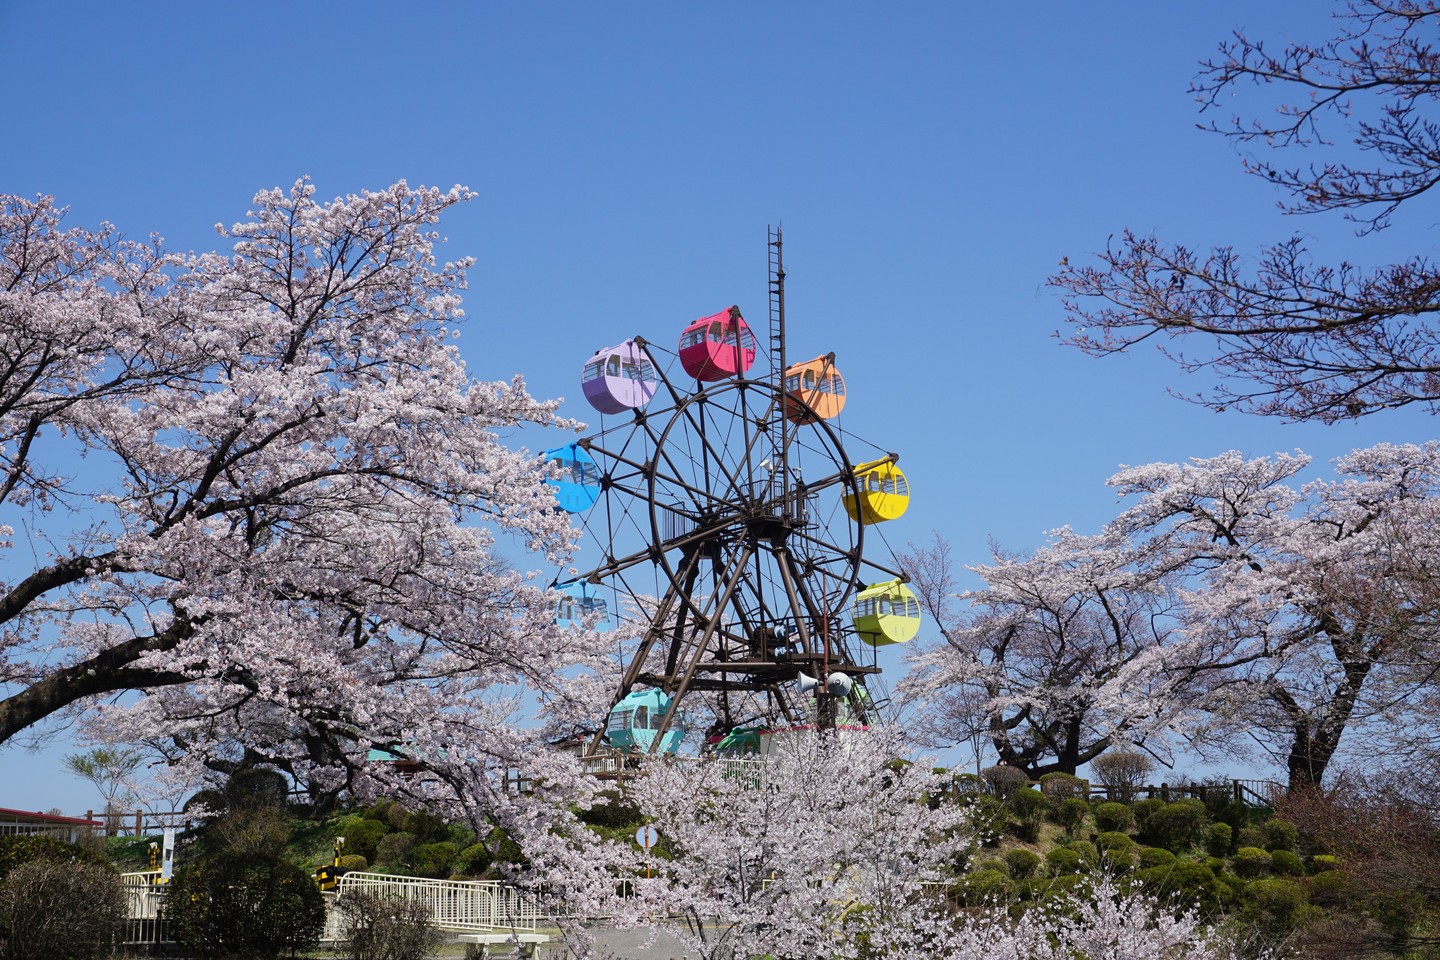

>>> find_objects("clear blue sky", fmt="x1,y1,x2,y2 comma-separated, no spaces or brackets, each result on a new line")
1,2,1430,812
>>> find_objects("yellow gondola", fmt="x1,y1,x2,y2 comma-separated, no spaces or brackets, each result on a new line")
843,458,910,525
783,354,846,424
852,579,922,646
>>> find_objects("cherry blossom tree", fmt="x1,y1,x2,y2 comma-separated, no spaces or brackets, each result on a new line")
899,531,1200,778
520,729,1277,960
1053,1,1440,422
904,443,1440,791
0,182,604,808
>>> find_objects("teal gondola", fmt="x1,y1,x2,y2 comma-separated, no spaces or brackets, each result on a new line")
605,689,684,754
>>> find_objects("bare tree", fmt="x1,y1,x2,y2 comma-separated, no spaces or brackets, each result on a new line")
1053,2,1440,423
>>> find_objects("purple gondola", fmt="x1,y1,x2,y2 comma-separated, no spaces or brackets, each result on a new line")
582,339,657,415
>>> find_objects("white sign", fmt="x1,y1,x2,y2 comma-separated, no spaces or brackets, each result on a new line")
634,825,659,850
160,828,176,882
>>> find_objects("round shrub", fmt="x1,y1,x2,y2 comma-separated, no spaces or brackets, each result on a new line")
1309,854,1340,874
1066,839,1099,865
1046,847,1085,876
1269,849,1304,877
1094,802,1133,834
1039,772,1087,803
1137,861,1225,913
457,842,493,876
1245,877,1309,931
953,773,985,795
1027,873,1086,906
1003,848,1042,880
374,831,417,868
1307,869,1350,906
1009,788,1049,841
1131,798,1165,829
0,858,125,960
981,764,1030,800
974,856,1010,877
1232,846,1273,879
1139,800,1207,853
1263,818,1300,853
1205,822,1233,858
1095,831,1135,868
965,795,1010,846
170,853,326,959
337,816,389,862
1090,749,1154,802
1236,826,1267,849
955,868,1015,905
1137,846,1176,868
411,841,458,878
337,854,369,873
1057,797,1089,832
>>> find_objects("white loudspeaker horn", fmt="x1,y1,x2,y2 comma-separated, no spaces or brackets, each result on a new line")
796,671,821,695
827,671,853,697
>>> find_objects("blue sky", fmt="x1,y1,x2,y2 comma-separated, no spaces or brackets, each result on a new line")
2,2,1432,812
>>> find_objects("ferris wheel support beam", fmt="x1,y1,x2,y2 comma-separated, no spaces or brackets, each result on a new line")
648,539,755,753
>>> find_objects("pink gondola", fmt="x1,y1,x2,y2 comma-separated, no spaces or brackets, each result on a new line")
582,339,657,414
679,306,757,382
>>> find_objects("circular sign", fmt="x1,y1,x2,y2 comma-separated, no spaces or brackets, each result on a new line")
635,825,659,850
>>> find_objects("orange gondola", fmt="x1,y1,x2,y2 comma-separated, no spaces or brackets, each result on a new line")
783,354,846,424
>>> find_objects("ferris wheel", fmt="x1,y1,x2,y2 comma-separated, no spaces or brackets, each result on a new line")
545,229,920,757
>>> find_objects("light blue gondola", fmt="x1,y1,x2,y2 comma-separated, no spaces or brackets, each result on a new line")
606,689,684,755
555,581,610,630
542,443,600,513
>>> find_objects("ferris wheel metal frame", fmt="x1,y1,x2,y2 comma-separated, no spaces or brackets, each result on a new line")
566,228,909,755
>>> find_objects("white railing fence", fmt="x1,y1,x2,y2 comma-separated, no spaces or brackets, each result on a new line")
335,871,542,933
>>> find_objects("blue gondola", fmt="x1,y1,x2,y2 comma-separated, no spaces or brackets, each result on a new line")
542,443,600,513
605,689,684,754
555,581,610,629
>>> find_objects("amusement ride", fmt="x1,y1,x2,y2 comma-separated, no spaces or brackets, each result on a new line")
543,229,919,760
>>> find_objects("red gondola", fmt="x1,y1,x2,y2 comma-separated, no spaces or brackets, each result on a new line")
679,306,757,382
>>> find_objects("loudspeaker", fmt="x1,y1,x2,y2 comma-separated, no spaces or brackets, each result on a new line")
796,671,821,695
827,671,853,697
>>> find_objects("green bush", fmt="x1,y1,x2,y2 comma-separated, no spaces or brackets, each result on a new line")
982,765,1030,800
953,773,985,795
1232,846,1273,879
337,890,445,960
1306,869,1350,906
337,854,370,873
1235,826,1267,849
375,831,417,868
1009,788,1049,841
1309,854,1340,874
411,841,458,878
965,795,1010,846
1131,798,1165,829
1003,848,1042,880
580,790,645,829
955,868,1015,905
1056,797,1089,833
0,858,125,960
974,856,1010,877
1269,849,1304,877
457,842,494,876
337,816,389,862
1094,802,1133,833
1136,861,1225,913
1263,818,1300,853
1094,832,1135,868
170,852,326,959
1038,772,1087,803
1137,846,1176,868
0,835,108,880
1045,847,1085,876
1245,877,1310,932
1066,839,1099,866
1138,800,1207,852
1205,822,1233,858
